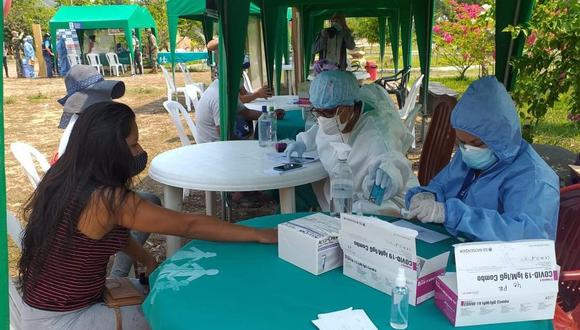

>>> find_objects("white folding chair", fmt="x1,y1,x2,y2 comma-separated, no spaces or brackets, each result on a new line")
67,54,82,67
160,66,188,108
10,142,50,189
86,53,105,75
399,75,424,149
242,70,254,93
105,52,125,77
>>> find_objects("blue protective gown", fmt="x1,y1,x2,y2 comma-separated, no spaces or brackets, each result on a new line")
405,77,559,241
22,40,35,78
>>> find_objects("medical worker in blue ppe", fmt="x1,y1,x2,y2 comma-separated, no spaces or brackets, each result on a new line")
406,76,559,241
286,70,418,215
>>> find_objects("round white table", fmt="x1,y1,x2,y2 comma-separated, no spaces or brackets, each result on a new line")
243,95,301,112
307,70,371,81
149,140,328,256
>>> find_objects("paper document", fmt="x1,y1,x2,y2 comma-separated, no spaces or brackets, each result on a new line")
392,220,450,243
266,152,319,165
312,308,377,330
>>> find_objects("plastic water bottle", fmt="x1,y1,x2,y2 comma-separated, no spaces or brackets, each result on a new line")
258,105,273,147
330,143,353,217
268,106,278,144
390,267,409,329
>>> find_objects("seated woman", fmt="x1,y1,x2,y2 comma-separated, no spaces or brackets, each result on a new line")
286,70,417,215
405,77,559,241
15,101,276,329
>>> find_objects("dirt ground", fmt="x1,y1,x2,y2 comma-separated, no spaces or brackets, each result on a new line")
2,58,422,275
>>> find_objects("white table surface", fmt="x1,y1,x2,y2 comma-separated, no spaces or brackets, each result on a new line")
243,95,302,112
149,140,328,257
307,71,370,81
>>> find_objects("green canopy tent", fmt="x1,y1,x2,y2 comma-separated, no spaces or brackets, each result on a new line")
48,5,157,74
212,0,535,141
166,0,262,69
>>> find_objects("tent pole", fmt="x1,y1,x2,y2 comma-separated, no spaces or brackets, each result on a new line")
503,0,521,86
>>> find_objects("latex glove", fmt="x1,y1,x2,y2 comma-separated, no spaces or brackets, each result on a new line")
363,160,397,204
285,141,306,161
408,193,445,224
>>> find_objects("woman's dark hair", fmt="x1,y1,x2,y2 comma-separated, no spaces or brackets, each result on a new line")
18,101,137,290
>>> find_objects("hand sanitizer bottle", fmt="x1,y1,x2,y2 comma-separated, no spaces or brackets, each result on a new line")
390,267,409,329
329,142,352,217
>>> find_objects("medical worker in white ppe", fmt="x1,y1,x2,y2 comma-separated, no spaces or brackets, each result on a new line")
285,70,418,215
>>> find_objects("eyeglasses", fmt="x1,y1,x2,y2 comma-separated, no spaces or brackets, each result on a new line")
309,107,339,119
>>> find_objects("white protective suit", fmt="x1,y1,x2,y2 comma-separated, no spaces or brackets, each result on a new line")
297,84,419,215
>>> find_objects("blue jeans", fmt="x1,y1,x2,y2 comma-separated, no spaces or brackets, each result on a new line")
44,55,54,77
110,191,161,278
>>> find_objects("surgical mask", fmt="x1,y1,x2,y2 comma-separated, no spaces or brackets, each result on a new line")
331,22,343,32
131,151,148,176
318,116,341,135
459,144,497,170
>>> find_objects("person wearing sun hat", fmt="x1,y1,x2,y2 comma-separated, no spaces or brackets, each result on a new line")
55,64,161,279
56,65,126,157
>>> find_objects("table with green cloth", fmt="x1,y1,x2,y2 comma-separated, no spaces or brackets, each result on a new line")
141,213,552,330
278,110,306,140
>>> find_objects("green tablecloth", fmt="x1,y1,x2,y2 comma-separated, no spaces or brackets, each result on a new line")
277,110,306,141
142,213,552,330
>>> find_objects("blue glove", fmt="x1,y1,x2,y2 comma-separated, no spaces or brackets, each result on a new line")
285,141,306,162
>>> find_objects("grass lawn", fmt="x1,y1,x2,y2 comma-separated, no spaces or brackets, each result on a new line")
429,75,579,153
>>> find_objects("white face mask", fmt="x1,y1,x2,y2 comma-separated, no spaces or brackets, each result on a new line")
331,22,343,32
318,116,341,135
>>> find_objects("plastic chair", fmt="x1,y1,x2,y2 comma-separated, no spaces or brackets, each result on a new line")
10,142,51,189
163,101,199,145
556,183,580,313
242,70,254,93
399,75,424,149
67,54,82,67
178,62,194,86
374,66,411,108
184,84,204,112
160,66,188,108
105,52,125,77
417,96,457,185
85,53,105,75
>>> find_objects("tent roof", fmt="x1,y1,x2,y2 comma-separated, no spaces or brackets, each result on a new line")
49,5,156,29
166,0,261,21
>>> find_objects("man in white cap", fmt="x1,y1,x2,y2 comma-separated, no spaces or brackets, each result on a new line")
56,64,160,278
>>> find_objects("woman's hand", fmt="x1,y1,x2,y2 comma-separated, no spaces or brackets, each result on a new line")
255,228,278,244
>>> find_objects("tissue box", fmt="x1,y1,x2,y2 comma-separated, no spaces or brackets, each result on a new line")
339,214,449,306
278,213,342,275
435,240,559,327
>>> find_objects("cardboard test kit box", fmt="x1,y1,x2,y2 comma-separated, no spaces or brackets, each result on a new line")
435,240,559,327
339,214,450,306
278,213,342,275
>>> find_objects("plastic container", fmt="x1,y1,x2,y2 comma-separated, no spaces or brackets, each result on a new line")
329,143,353,217
268,105,278,144
390,267,409,329
258,105,273,147
365,60,378,80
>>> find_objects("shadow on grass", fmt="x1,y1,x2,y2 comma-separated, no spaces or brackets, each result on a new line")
132,97,167,115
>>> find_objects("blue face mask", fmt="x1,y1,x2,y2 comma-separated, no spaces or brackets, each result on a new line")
459,144,497,170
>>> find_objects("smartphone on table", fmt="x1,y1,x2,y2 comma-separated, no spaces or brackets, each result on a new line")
273,163,303,172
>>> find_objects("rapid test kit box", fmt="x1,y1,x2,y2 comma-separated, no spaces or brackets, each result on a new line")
338,214,450,306
435,240,559,327
278,213,342,275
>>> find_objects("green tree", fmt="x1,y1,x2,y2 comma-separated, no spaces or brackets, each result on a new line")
141,0,168,50
4,0,56,38
506,0,580,140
